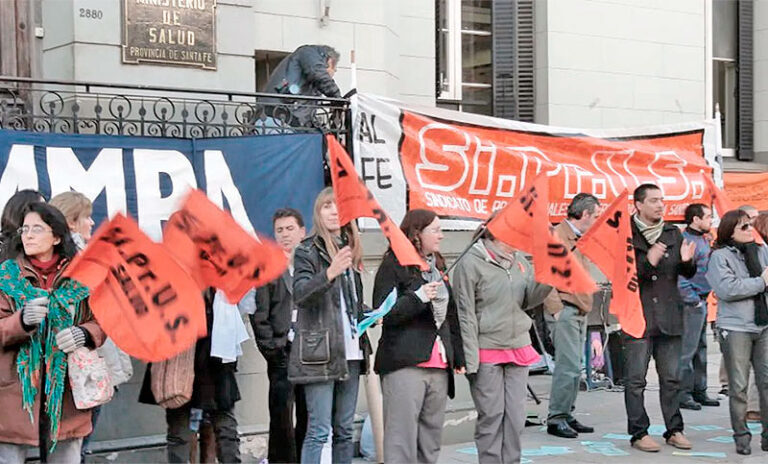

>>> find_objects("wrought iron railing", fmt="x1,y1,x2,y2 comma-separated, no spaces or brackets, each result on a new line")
0,76,351,140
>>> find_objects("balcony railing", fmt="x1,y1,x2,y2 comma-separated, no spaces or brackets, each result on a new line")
0,76,351,141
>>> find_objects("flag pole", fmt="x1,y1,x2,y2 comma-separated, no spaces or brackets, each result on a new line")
444,223,486,276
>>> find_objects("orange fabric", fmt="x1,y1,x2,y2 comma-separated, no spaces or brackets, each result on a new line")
723,172,768,212
487,174,596,294
707,292,717,323
327,135,427,270
703,174,762,243
577,190,646,338
163,189,288,303
64,214,206,362
398,110,709,221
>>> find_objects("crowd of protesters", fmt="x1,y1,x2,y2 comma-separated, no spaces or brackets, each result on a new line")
0,180,768,464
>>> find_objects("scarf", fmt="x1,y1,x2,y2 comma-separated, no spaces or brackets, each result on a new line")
0,259,89,451
421,255,448,328
633,215,665,245
729,241,768,326
483,238,517,270
210,290,249,363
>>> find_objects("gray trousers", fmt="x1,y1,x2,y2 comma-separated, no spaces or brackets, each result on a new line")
547,304,587,422
748,370,760,412
470,363,529,464
719,327,768,440
381,367,448,464
0,439,82,464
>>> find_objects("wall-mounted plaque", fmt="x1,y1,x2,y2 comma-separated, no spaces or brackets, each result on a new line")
122,0,217,70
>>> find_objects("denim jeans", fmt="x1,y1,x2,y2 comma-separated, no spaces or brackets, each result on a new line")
547,304,587,423
623,334,684,442
678,303,708,402
719,327,768,440
301,361,361,464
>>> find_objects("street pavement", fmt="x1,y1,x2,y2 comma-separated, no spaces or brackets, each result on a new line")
86,331,767,463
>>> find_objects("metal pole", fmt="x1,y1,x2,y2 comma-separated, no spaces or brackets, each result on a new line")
443,224,486,276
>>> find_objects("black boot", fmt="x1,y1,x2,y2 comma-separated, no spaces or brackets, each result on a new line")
735,435,752,455
547,421,578,439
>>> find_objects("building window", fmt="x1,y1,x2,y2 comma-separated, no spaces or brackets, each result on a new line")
255,50,290,92
437,0,493,116
712,0,738,151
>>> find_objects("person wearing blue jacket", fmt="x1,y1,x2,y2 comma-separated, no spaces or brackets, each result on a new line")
677,204,720,410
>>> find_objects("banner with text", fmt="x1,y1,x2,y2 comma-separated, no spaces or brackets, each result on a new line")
353,94,722,229
0,130,325,240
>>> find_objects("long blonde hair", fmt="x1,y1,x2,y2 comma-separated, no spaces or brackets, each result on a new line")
311,187,363,268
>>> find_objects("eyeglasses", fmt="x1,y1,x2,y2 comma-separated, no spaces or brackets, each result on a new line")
17,225,52,236
739,223,754,231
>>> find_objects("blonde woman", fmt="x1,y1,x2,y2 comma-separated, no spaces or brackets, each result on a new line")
288,187,371,464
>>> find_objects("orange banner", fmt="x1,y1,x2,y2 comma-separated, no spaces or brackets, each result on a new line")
703,175,735,218
577,190,645,338
398,111,710,221
327,135,427,270
163,189,288,303
487,174,596,293
723,172,768,211
64,214,206,362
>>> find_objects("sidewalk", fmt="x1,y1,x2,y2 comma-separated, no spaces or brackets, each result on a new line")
437,331,766,464
86,332,766,463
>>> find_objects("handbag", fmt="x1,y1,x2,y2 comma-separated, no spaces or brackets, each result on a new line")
150,346,196,409
68,347,114,410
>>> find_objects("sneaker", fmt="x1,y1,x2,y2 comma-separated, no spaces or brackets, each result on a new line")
666,432,692,450
631,435,661,453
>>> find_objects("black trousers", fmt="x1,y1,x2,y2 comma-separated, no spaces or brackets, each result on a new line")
166,404,241,463
623,333,684,442
265,346,307,464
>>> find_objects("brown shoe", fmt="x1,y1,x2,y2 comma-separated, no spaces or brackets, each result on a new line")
666,432,692,450
632,435,661,452
746,411,761,422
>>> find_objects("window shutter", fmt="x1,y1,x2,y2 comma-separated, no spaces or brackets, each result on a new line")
492,0,535,122
738,0,754,160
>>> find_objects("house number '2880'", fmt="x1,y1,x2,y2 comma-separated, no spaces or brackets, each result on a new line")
79,9,103,19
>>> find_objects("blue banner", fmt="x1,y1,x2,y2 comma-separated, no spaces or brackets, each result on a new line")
0,130,325,240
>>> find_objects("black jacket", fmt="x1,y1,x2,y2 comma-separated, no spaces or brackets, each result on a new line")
139,289,240,410
288,235,371,384
250,271,293,356
263,45,341,98
262,45,341,126
631,221,696,337
373,251,465,398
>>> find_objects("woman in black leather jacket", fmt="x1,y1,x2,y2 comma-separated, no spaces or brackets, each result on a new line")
288,187,371,464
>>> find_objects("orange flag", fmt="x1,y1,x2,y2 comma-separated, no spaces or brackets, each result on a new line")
487,174,596,293
327,135,427,270
577,190,646,338
63,213,207,362
703,174,734,218
163,189,288,303
702,173,762,243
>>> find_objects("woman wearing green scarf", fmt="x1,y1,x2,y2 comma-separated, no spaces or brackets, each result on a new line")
0,202,105,463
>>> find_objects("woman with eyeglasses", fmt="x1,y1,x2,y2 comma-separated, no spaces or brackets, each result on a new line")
0,189,45,261
372,209,465,464
0,202,105,462
706,209,768,455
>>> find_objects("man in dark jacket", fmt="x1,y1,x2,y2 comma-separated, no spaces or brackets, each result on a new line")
249,208,307,464
262,44,341,126
625,184,697,453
